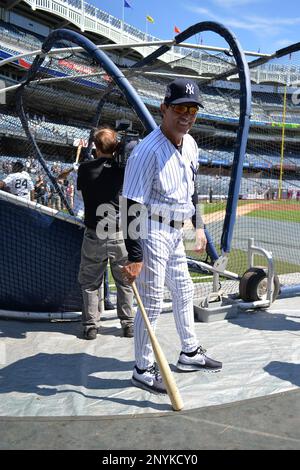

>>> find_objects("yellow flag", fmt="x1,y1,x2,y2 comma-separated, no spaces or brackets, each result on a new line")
146,15,154,23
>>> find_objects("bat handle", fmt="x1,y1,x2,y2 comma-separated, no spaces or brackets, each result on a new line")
132,282,184,412
75,144,82,164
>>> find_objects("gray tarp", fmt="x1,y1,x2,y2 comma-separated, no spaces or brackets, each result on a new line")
0,296,299,416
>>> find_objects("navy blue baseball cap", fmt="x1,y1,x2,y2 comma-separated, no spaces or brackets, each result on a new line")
164,78,204,107
12,160,24,172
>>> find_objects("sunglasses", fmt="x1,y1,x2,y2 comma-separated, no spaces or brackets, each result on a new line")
169,104,199,115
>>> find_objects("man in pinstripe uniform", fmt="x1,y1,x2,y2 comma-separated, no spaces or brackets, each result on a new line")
122,79,222,394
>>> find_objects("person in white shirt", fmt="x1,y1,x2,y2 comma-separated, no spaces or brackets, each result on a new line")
57,163,84,218
0,160,34,201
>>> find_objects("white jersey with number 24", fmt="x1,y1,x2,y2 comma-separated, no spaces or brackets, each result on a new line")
4,171,34,200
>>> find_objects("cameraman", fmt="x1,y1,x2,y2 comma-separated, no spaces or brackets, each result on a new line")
77,126,134,340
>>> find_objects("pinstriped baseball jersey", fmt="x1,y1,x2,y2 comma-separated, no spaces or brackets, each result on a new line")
123,126,198,222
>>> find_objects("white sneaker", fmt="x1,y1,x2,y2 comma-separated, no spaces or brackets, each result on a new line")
177,346,222,372
131,364,167,394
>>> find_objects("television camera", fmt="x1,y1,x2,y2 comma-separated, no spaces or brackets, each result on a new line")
115,121,140,168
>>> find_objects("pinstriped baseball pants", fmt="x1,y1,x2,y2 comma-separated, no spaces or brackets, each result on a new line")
135,221,199,370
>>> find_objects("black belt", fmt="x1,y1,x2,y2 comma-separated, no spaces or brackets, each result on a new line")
149,214,184,230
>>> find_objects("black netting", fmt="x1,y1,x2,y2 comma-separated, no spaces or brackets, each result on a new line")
1,26,299,311
0,194,83,311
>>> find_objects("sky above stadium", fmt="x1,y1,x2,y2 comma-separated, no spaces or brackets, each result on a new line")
89,0,300,54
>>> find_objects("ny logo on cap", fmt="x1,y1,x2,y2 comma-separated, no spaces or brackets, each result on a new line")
186,83,195,95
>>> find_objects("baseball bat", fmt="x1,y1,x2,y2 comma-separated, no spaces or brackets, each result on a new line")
75,144,82,164
132,281,184,411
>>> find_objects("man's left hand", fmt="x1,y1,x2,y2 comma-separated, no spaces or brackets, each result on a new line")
193,228,207,253
121,261,143,284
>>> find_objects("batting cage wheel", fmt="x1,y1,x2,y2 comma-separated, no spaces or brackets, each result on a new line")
239,267,280,302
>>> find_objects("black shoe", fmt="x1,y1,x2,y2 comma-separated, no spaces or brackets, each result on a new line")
176,346,222,372
104,299,115,310
123,324,134,338
131,365,167,394
83,327,97,340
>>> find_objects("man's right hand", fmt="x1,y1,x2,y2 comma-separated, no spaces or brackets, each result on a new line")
121,262,143,284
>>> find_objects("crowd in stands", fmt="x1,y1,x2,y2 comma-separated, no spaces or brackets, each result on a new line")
1,16,300,209
1,106,300,173
195,173,300,201
0,111,91,144
0,157,78,211
1,154,299,208
197,147,300,169
1,16,300,128
0,19,43,51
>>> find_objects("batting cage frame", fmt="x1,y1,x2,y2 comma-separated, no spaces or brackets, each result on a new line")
1,22,299,319
0,22,252,317
203,41,300,303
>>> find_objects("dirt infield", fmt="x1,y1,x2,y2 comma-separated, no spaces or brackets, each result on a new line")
202,202,260,225
184,201,299,229
257,202,300,211
184,203,258,228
